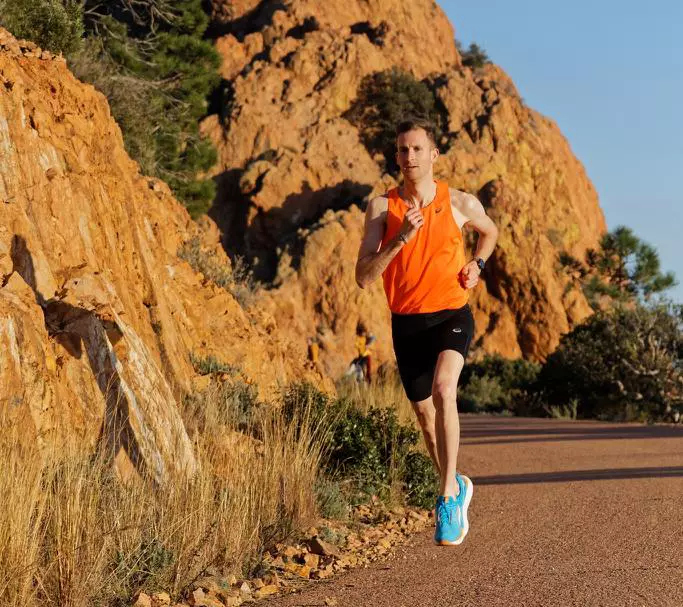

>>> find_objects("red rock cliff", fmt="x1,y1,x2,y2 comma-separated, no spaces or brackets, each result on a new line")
0,29,322,480
202,0,606,376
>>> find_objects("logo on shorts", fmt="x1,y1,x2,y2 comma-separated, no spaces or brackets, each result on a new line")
452,328,462,333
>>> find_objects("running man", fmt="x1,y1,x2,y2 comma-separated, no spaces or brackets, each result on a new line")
355,117,498,545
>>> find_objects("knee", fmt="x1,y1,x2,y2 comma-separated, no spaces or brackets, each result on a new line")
433,382,458,409
413,405,435,431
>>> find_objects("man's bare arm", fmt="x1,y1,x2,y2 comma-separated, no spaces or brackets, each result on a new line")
357,195,421,288
462,194,498,261
452,190,499,289
355,196,398,288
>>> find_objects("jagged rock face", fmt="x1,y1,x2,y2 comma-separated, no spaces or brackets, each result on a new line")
202,0,458,260
0,29,322,480
205,0,605,368
433,66,605,359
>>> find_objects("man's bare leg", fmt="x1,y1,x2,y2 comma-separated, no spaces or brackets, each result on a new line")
411,397,440,474
432,350,465,499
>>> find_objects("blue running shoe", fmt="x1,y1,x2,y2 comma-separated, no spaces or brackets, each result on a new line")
455,473,473,542
434,474,473,546
434,496,461,545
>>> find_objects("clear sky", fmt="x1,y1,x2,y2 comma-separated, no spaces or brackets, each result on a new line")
440,0,682,303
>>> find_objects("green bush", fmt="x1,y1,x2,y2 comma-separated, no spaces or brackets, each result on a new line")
0,0,83,55
538,303,683,422
112,538,174,596
458,374,505,412
1,1,220,215
185,356,261,431
456,40,491,69
189,353,237,376
68,1,220,216
346,67,444,174
314,478,350,520
459,355,541,414
402,451,438,509
283,383,436,508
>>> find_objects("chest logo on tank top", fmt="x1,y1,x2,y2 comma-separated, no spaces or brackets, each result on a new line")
435,206,442,213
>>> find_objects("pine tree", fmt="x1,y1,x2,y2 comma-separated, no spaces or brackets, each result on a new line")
560,226,676,307
2,0,221,217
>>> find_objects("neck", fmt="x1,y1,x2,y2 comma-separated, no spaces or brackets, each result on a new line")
402,174,437,208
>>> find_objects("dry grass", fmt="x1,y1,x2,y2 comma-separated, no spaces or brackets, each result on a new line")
0,382,327,606
177,237,257,309
337,369,415,425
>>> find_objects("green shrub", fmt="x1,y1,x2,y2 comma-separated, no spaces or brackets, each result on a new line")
178,237,257,308
189,353,237,376
346,67,445,174
329,406,418,494
283,383,436,508
538,303,683,421
68,1,220,216
458,374,505,412
543,399,579,421
459,355,541,414
456,41,492,69
402,451,438,509
0,0,83,55
112,538,174,596
314,478,350,520
184,357,260,431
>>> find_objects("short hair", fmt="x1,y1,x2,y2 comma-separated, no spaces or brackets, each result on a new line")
395,116,437,148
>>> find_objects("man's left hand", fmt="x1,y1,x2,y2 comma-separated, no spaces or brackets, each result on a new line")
459,260,481,290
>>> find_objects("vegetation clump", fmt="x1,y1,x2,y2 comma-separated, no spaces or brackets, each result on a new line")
539,303,683,422
346,67,445,175
0,0,83,55
0,0,221,216
283,382,438,509
559,226,677,308
456,40,492,69
179,237,257,308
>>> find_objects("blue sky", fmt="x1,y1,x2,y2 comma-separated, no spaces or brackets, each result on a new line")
441,0,682,303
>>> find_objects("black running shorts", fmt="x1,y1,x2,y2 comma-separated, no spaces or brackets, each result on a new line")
391,304,474,402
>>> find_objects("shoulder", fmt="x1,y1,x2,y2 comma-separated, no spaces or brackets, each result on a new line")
448,187,483,215
365,193,390,217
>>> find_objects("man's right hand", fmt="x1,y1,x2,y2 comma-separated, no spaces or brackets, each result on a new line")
399,206,424,242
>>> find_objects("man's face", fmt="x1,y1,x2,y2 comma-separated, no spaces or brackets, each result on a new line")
396,128,438,180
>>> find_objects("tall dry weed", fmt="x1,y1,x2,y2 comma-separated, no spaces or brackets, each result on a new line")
0,381,328,606
0,421,46,605
338,369,414,424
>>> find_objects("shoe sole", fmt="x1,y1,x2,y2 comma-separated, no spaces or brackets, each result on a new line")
435,475,473,546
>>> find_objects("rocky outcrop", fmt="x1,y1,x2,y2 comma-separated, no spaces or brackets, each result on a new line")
202,0,458,258
203,0,606,371
0,29,322,480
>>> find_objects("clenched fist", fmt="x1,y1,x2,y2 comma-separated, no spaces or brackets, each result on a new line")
398,206,424,243
459,260,481,290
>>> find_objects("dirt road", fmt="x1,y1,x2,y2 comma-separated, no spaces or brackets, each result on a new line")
268,416,683,607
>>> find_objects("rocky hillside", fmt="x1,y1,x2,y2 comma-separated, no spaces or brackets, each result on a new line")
0,29,322,480
202,0,606,376
0,0,608,470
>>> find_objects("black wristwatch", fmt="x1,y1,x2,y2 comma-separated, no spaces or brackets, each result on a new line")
475,257,486,272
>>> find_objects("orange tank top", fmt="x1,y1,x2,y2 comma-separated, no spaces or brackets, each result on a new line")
381,181,469,314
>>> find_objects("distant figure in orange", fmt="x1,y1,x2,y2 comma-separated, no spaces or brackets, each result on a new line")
353,321,375,383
